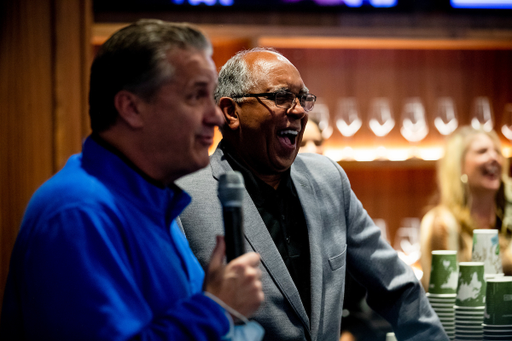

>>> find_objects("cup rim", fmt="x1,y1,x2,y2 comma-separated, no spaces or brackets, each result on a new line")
486,277,512,283
432,299,456,302
473,229,499,234
432,303,456,307
458,262,485,266
455,310,484,315
455,305,486,310
428,296,457,301
428,291,458,295
432,250,458,255
482,323,512,328
455,315,485,318
455,323,483,327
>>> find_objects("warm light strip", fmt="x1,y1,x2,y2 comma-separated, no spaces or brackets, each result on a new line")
323,147,445,162
323,146,512,162
502,146,512,158
258,37,512,50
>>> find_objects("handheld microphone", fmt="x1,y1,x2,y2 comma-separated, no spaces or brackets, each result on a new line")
218,171,246,262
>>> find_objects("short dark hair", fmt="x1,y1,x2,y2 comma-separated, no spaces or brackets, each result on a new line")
89,19,212,132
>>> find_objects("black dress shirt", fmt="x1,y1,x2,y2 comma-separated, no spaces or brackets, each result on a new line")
221,142,311,318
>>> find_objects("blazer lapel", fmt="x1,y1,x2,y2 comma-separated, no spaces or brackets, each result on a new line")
210,147,311,332
291,162,323,340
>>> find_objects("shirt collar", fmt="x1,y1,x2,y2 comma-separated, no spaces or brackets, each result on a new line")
82,135,191,222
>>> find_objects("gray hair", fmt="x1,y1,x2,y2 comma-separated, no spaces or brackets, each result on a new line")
89,19,212,132
214,47,285,104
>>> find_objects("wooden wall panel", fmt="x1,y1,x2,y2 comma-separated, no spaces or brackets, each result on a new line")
0,0,55,310
54,0,93,169
277,48,512,151
210,37,251,72
341,162,437,244
0,0,92,308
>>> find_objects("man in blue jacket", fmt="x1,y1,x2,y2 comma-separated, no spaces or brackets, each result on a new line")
0,19,263,340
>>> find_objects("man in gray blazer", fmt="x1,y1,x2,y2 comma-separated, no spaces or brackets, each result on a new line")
177,47,448,341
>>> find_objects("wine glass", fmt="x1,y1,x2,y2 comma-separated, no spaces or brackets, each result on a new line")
471,96,493,132
400,97,429,143
393,218,422,279
335,98,362,137
308,99,332,140
434,97,458,136
368,98,395,137
501,103,512,140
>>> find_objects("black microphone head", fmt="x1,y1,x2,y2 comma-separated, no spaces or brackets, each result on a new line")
218,171,244,208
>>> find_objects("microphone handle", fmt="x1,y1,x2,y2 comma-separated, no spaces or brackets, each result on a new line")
223,206,245,262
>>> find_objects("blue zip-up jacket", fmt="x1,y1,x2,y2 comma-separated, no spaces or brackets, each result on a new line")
1,136,230,340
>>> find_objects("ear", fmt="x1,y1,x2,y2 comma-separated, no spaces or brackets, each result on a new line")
114,90,145,129
219,97,239,130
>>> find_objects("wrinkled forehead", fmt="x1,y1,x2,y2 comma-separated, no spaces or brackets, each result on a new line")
245,51,304,91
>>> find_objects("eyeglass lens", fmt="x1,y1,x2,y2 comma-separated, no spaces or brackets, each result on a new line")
275,92,315,112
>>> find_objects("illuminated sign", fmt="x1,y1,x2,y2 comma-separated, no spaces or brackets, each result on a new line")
451,0,512,9
170,0,397,7
172,0,234,4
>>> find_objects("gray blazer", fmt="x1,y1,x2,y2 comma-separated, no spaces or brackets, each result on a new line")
177,147,448,341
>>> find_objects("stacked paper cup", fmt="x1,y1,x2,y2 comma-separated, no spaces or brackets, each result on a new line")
483,276,512,340
427,250,458,340
471,229,503,279
454,262,486,341
385,332,397,341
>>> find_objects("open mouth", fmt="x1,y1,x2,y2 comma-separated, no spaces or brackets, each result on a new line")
278,129,299,146
482,164,500,177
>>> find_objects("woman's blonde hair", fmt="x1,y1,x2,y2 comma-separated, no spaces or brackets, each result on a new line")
438,125,511,235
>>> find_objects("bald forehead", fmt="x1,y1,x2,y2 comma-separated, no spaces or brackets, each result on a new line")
242,51,303,92
244,51,295,72
243,50,292,67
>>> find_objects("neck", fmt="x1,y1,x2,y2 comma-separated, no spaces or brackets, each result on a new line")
235,155,283,190
256,173,282,190
222,140,284,189
469,192,497,229
97,130,174,187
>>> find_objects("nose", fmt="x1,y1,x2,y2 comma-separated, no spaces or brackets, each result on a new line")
489,148,502,163
286,98,306,120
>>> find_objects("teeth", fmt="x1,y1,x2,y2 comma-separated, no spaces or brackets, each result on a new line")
279,130,298,136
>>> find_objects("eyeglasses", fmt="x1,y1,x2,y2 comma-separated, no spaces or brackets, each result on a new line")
232,90,316,112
